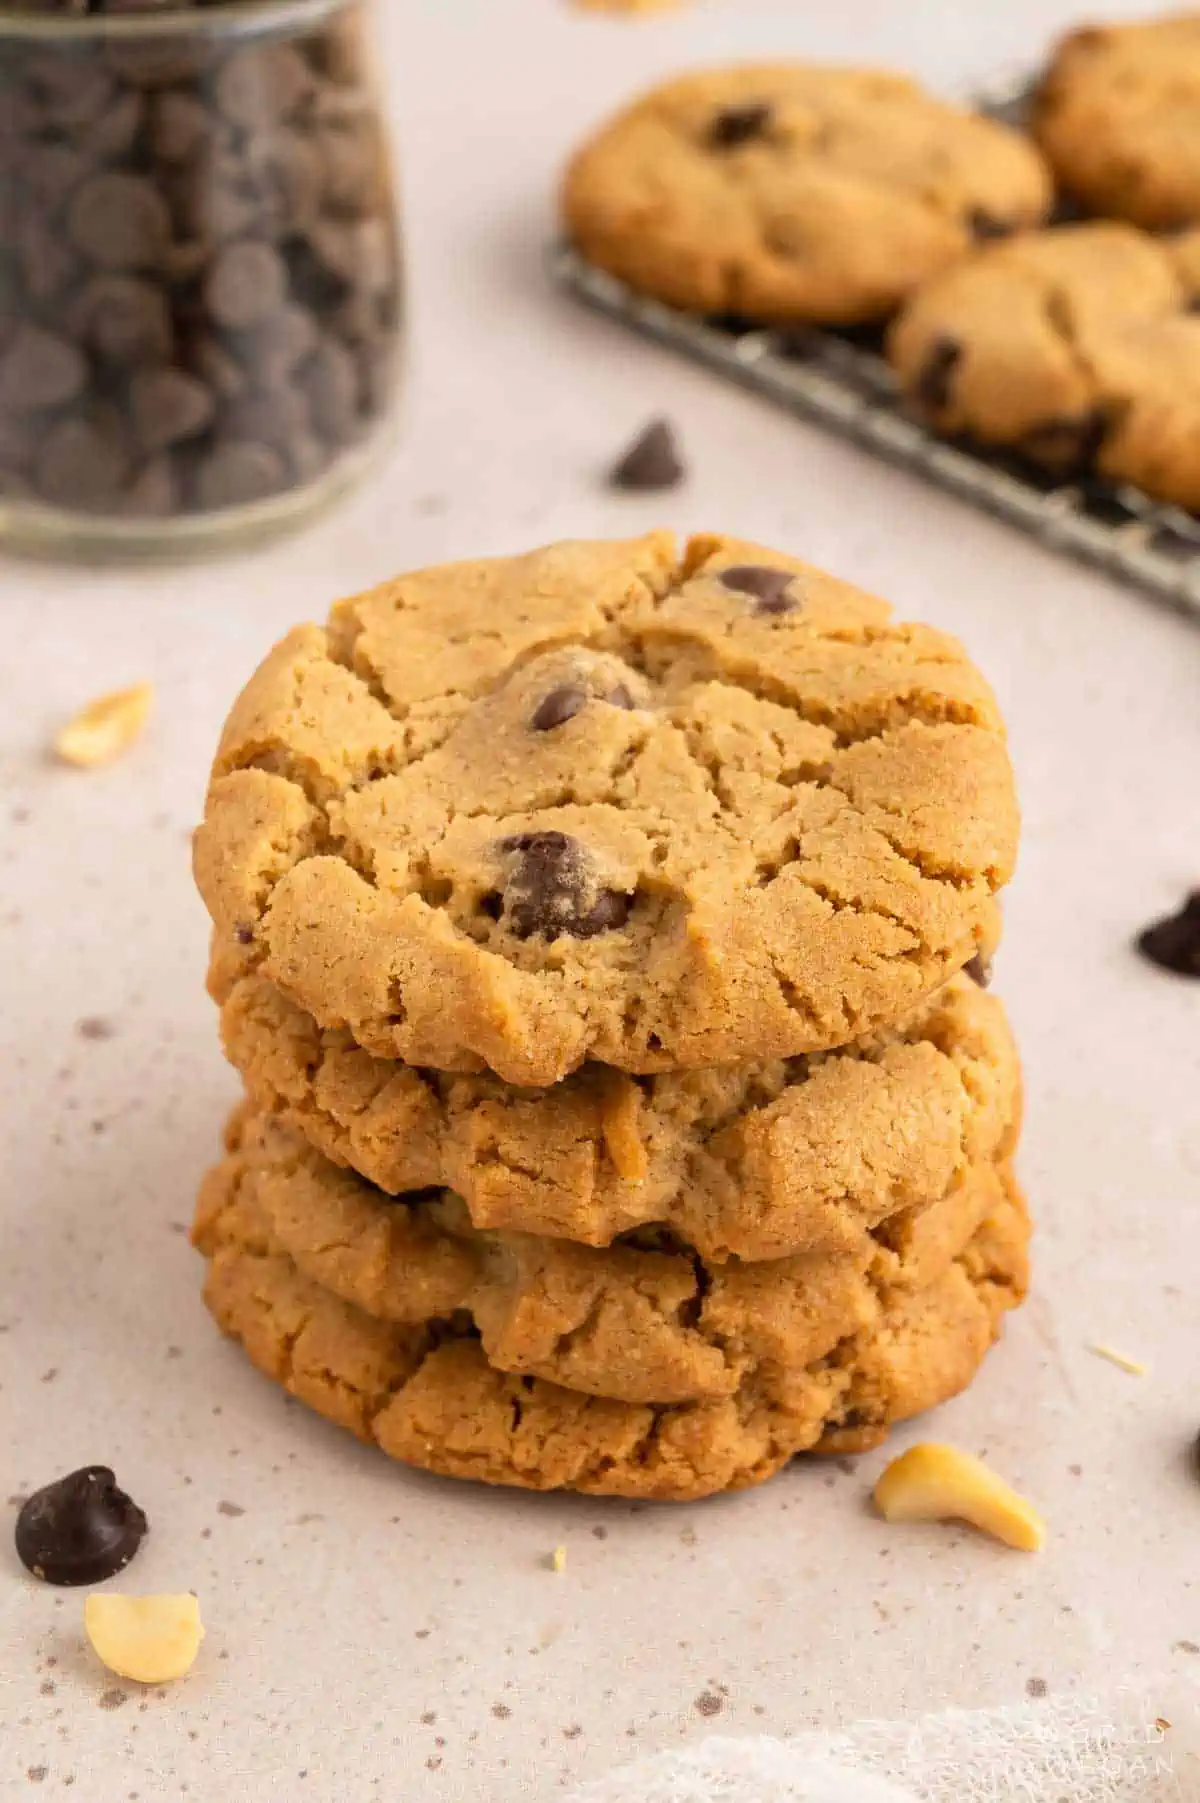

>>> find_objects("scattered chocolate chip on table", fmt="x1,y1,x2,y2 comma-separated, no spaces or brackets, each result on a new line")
15,1466,148,1586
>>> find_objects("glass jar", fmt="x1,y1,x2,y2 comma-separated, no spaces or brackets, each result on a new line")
0,0,403,557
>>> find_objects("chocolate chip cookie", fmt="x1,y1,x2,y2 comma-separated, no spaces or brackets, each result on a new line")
193,532,1018,1086
562,65,1052,325
213,964,1019,1261
197,1165,1029,1499
194,1100,1016,1408
888,222,1200,511
1034,14,1200,229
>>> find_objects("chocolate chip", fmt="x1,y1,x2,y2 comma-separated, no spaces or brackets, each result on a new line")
68,173,171,271
0,325,85,411
129,368,214,454
708,101,773,149
36,413,131,509
531,687,589,731
15,1466,147,1586
192,440,287,511
718,564,799,614
493,831,631,941
1021,408,1108,476
609,418,685,491
1135,890,1200,978
915,335,963,412
221,386,312,456
205,240,288,331
968,208,1014,241
72,276,172,365
213,43,314,133
964,953,992,987
300,335,359,443
531,683,636,731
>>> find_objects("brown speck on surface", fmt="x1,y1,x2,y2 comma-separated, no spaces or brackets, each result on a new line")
40,1369,57,1384
12,807,29,823
415,1628,430,1639
39,1681,55,1697
1068,1464,1083,1477
562,1724,582,1739
99,1689,128,1711
76,1016,115,1040
420,1712,436,1726
169,1222,188,1237
166,1347,182,1360
836,1457,856,1475
1176,1639,1200,1654
694,1692,724,1718
425,1757,442,1771
492,1703,512,1719
591,1525,607,1540
27,1769,48,1784
415,494,447,516
1026,1677,1048,1698
200,1528,211,1540
679,1526,697,1547
217,1501,244,1517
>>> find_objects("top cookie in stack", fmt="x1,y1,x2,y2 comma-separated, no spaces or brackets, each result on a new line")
191,532,1025,1500
195,531,1015,1085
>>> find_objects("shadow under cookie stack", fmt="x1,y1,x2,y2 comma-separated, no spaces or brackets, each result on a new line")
191,531,1027,1503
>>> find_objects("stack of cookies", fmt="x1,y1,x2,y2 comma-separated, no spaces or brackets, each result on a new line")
191,531,1026,1502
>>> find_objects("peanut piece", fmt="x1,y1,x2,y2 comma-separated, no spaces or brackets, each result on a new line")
84,1593,204,1684
873,1442,1046,1551
550,1545,567,1574
55,683,153,768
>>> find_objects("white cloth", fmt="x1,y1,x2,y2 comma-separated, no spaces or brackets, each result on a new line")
566,1690,1200,1802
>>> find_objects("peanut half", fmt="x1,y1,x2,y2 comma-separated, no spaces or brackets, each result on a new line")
84,1593,204,1684
55,683,153,768
874,1442,1046,1552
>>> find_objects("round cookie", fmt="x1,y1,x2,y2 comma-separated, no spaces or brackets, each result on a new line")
562,65,1052,326
215,964,1020,1261
197,1176,1029,1500
1034,14,1200,229
193,1101,1016,1408
193,532,1018,1086
888,222,1200,511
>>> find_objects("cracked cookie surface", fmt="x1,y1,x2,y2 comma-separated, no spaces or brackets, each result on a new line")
214,965,1019,1261
562,65,1051,325
193,532,1018,1086
193,1101,1017,1407
197,1159,1029,1500
1034,14,1200,229
888,222,1200,511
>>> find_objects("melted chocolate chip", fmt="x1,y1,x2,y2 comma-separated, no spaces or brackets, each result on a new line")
1135,890,1200,978
531,687,588,731
609,418,685,491
494,830,630,941
708,102,773,149
968,208,1014,241
16,1466,147,1586
965,952,993,987
1021,408,1108,476
530,682,636,732
915,335,963,412
719,564,798,614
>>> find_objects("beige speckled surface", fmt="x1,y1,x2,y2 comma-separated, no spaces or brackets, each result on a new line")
2,2,1199,1799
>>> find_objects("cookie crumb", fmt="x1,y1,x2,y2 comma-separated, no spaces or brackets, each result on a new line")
76,1017,115,1041
694,1691,724,1717
549,1545,567,1574
216,1501,245,1518
1026,1677,1048,1698
54,683,153,768
608,418,685,491
1087,1342,1147,1376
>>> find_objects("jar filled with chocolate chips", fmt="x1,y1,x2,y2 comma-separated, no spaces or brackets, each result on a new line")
0,0,403,551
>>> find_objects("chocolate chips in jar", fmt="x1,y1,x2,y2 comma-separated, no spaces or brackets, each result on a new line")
0,0,402,535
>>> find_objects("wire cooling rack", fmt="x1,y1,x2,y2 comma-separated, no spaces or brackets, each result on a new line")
550,76,1200,623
